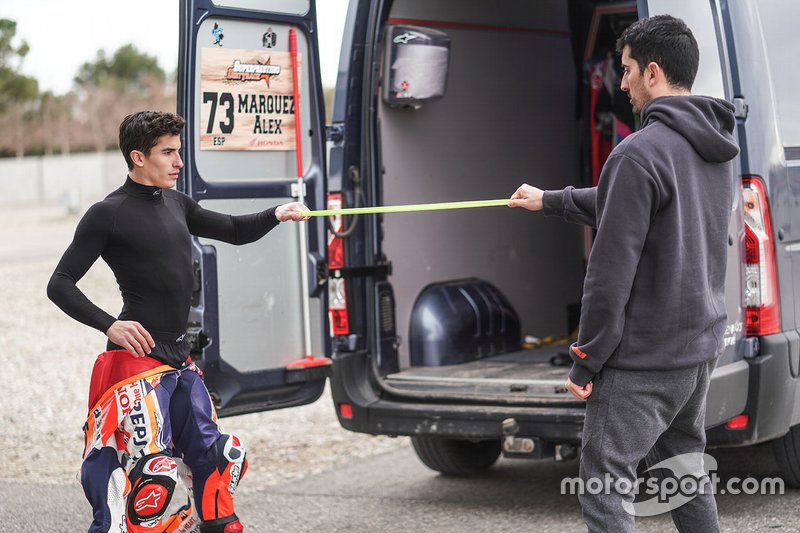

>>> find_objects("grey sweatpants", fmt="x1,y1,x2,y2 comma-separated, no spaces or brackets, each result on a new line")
578,359,719,533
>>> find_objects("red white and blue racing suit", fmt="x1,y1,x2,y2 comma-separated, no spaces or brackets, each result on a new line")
82,350,246,532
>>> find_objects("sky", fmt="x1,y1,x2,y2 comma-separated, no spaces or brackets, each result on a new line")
2,0,350,94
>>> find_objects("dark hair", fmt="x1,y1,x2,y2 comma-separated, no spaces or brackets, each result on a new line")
119,111,186,170
616,15,699,91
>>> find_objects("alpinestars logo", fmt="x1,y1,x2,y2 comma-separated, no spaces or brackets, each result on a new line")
134,488,165,513
225,58,281,87
145,456,176,475
228,464,241,494
393,32,422,44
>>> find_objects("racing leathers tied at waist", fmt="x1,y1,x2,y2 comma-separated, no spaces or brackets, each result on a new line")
47,176,280,368
82,350,247,532
542,95,739,386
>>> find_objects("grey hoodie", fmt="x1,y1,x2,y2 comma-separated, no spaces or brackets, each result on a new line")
543,95,739,386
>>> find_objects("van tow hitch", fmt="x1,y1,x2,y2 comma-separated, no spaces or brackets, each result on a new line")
502,418,562,459
502,418,535,455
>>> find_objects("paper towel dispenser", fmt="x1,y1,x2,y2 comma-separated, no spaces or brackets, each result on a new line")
383,25,450,109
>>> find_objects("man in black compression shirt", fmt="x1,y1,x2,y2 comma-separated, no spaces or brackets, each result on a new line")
48,111,307,533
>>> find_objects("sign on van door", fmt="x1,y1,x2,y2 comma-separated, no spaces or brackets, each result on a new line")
199,48,301,151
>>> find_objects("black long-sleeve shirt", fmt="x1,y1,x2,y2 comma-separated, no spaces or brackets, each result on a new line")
47,176,279,364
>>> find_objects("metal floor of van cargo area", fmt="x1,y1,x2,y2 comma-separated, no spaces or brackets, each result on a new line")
385,345,575,400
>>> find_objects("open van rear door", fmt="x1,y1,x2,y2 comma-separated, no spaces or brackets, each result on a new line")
177,0,329,416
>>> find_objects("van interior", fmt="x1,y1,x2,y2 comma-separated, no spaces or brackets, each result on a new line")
374,0,639,400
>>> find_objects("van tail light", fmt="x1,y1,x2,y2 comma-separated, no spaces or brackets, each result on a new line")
741,176,780,336
327,193,350,336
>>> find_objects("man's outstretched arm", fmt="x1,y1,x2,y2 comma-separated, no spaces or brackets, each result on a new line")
509,183,598,227
185,198,309,245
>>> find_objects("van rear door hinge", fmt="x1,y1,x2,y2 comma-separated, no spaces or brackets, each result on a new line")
326,123,345,145
291,182,307,198
733,97,748,119
331,263,392,279
186,322,209,355
191,260,202,307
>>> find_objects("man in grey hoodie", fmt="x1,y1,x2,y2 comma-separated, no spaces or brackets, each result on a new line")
509,15,738,532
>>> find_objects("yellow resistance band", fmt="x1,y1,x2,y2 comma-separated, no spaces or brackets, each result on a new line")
300,198,510,217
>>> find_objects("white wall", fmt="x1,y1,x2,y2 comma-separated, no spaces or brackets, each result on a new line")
380,0,585,366
0,152,127,209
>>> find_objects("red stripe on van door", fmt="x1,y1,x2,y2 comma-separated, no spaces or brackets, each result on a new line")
387,18,571,37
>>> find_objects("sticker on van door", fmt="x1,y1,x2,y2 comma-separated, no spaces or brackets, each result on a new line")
199,48,299,151
262,27,277,48
211,23,224,46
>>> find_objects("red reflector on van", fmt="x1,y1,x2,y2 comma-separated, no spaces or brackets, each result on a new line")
725,414,749,430
329,235,345,270
331,308,349,335
327,193,345,270
339,403,353,419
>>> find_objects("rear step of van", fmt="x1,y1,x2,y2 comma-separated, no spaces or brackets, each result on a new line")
385,344,575,399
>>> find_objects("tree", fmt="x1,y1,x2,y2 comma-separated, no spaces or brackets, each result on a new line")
74,44,172,152
35,91,76,155
0,19,39,156
75,44,165,93
0,34,177,157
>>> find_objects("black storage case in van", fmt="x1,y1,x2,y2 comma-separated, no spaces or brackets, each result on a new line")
409,279,521,366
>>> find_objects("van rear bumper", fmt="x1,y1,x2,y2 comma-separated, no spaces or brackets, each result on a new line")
330,350,585,443
355,398,586,442
707,332,800,447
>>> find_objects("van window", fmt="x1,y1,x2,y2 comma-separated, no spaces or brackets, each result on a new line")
192,18,316,182
646,0,726,99
757,0,800,148
211,0,308,15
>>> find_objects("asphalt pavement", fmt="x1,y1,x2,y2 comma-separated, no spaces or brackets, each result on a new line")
3,441,797,532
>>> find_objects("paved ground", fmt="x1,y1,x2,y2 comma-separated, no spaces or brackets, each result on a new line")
0,442,797,532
